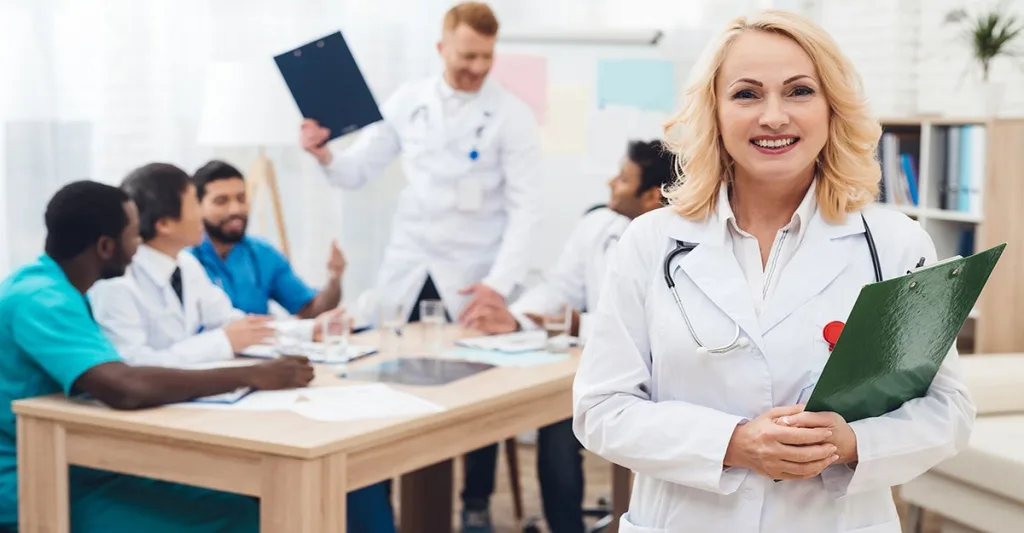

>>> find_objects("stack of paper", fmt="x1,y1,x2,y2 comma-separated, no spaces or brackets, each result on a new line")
444,348,570,368
289,384,445,422
239,342,377,364
172,384,446,422
455,331,549,353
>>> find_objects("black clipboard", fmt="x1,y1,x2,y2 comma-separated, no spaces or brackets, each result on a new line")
274,31,383,142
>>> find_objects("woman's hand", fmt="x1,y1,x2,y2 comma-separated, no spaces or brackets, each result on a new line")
724,405,840,480
776,410,858,465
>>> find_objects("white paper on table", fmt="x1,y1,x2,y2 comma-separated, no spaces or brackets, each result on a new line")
171,389,310,410
289,384,445,422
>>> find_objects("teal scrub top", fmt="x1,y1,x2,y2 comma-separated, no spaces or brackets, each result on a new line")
0,255,259,533
190,236,317,316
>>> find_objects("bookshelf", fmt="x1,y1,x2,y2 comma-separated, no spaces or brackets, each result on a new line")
875,116,1024,354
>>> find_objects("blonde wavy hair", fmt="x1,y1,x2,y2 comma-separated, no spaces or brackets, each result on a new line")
662,9,882,223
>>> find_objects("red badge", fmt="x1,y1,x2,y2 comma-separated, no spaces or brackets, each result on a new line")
823,321,845,352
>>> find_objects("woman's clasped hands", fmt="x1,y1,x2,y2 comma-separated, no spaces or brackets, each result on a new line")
723,405,858,480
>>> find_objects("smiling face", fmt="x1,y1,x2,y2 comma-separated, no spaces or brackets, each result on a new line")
716,30,829,188
438,23,495,92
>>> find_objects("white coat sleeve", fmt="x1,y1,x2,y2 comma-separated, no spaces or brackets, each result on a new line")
509,215,591,327
820,224,976,498
89,281,236,367
317,89,403,189
572,221,748,494
481,104,543,297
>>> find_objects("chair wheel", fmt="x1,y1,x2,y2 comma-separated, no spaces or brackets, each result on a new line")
522,525,542,533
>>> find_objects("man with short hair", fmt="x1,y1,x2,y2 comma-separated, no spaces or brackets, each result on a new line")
463,140,677,533
299,5,544,531
87,163,398,532
88,163,277,366
0,180,315,533
190,159,346,318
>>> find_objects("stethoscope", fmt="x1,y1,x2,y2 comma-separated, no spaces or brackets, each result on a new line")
663,213,882,355
409,103,492,162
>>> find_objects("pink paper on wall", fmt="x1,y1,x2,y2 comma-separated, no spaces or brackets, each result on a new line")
489,53,548,124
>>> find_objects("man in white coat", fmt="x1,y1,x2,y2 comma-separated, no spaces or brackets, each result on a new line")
461,140,675,533
299,1,541,325
299,3,542,532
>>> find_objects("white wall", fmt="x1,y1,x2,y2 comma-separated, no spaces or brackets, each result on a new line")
816,0,1024,118
3,0,1021,303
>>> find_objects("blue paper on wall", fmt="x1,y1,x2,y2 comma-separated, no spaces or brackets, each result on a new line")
596,59,676,113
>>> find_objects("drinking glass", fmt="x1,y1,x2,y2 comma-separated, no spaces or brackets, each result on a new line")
378,303,406,354
543,303,573,353
419,299,446,353
321,312,354,362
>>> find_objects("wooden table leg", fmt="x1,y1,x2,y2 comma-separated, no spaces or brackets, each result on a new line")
261,454,347,533
18,416,69,533
609,464,632,533
399,459,453,533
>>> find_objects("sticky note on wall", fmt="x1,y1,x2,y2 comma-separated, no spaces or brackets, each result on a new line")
540,83,591,156
596,59,676,113
490,53,548,124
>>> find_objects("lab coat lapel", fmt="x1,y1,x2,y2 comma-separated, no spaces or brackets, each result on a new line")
759,211,863,334
670,218,766,355
446,79,498,142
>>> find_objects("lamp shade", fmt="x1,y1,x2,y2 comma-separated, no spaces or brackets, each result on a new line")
196,59,303,147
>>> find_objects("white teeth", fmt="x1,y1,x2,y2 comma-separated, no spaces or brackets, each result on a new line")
753,138,796,148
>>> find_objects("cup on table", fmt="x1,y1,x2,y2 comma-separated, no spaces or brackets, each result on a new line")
378,303,406,354
543,303,573,353
321,312,354,362
419,299,446,353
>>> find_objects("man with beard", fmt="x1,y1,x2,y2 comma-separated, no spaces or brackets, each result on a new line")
87,162,278,367
190,160,346,319
87,164,398,532
0,180,316,533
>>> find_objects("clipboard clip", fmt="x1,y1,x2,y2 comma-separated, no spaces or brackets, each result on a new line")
906,257,926,274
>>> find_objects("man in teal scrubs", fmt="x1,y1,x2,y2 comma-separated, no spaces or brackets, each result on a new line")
0,181,314,533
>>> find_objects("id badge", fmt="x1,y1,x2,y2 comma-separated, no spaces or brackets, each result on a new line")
456,179,483,212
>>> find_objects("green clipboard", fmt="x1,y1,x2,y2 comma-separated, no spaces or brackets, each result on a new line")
804,243,1006,422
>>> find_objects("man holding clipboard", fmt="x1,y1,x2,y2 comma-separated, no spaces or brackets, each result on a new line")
290,4,546,533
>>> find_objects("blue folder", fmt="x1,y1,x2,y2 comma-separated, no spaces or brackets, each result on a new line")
274,31,383,142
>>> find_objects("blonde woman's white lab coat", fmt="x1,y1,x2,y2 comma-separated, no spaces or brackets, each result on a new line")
572,205,975,533
315,75,542,319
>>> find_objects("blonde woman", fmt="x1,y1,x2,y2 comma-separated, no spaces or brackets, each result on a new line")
571,10,974,533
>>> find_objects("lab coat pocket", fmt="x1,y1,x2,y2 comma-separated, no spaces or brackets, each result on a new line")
618,512,667,533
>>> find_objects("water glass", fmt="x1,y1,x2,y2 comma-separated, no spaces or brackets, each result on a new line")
378,303,406,354
543,304,573,353
419,299,446,353
321,313,354,362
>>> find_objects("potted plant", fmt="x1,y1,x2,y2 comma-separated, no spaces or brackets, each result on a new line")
945,4,1024,115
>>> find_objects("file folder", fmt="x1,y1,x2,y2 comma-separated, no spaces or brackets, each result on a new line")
805,243,1006,423
274,31,383,142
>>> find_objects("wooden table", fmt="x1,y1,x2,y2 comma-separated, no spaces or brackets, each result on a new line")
14,323,631,533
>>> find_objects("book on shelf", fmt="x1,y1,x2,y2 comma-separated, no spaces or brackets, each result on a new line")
936,125,986,215
876,124,986,218
878,131,920,207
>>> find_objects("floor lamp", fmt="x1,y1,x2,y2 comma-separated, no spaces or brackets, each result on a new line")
196,59,303,259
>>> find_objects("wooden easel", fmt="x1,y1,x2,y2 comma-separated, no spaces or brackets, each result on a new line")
246,147,290,259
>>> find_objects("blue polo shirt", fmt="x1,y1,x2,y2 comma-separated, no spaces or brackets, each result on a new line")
0,255,259,533
191,236,317,316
